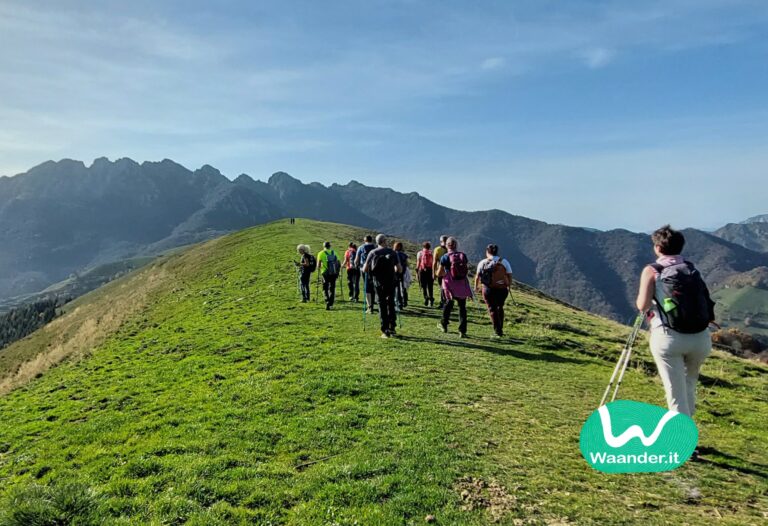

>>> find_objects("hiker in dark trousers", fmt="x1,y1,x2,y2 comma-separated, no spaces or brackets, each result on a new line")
362,234,402,339
475,244,513,338
295,244,315,302
416,241,435,306
344,242,360,302
355,235,378,314
636,225,715,417
433,235,448,308
393,242,410,310
437,237,472,337
317,242,340,310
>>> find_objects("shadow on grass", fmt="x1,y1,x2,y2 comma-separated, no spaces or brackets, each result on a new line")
697,446,768,479
396,335,590,365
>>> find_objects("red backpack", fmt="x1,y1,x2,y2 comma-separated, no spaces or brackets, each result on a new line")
447,252,468,280
345,248,356,269
418,249,434,271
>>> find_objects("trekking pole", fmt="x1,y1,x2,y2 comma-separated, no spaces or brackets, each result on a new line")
315,273,320,303
362,272,368,331
296,268,301,298
599,314,644,406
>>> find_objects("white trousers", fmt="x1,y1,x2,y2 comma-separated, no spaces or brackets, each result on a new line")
649,327,712,416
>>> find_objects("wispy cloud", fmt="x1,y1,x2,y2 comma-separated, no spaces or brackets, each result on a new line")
581,47,615,69
480,57,506,71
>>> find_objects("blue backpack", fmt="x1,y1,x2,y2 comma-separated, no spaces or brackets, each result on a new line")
357,243,376,269
324,250,340,277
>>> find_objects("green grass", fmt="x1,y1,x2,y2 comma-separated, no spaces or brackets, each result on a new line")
714,286,768,337
0,220,766,525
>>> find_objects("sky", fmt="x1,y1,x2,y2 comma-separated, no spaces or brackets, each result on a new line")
1,0,767,231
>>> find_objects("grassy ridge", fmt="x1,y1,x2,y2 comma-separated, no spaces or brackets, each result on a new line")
0,220,766,525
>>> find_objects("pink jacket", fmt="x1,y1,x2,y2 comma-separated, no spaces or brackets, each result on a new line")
441,251,473,300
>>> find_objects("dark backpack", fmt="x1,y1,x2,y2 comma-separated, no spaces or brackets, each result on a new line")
305,254,317,273
324,250,340,277
479,258,510,289
651,261,715,334
369,248,397,286
447,252,468,280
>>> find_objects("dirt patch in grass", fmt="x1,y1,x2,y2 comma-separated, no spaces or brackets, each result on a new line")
455,476,517,523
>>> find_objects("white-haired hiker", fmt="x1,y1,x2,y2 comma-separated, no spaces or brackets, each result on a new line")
636,225,715,417
295,244,316,303
362,234,402,338
437,237,472,338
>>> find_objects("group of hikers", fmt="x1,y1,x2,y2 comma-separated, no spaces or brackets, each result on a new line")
293,223,717,424
295,234,513,339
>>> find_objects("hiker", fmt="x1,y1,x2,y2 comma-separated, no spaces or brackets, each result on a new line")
295,244,316,302
433,235,449,308
437,237,472,338
317,242,340,310
344,242,360,302
636,225,715,417
362,234,402,338
393,241,410,310
355,235,378,314
416,241,435,307
474,244,513,338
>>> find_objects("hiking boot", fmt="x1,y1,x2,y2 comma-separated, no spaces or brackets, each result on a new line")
438,323,447,333
459,332,468,339
326,304,331,310
429,299,434,307
424,299,429,307
381,332,390,339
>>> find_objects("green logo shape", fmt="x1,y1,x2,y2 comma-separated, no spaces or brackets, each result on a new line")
580,400,698,473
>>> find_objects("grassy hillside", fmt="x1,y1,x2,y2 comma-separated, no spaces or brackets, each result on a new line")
0,220,766,525
714,286,768,338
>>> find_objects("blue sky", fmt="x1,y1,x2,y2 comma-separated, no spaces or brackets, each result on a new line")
1,0,767,231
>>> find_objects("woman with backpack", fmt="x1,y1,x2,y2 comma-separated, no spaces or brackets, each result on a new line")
474,244,513,338
295,244,315,302
416,241,435,307
635,225,715,417
393,242,410,310
344,242,359,302
433,235,449,309
437,237,472,338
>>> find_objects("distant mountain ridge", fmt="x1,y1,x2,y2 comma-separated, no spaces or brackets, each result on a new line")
2,157,768,322
742,214,768,224
714,220,768,253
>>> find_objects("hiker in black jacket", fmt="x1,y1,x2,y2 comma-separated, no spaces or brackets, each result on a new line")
362,234,403,339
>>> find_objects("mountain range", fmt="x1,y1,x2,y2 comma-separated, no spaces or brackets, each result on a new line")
714,218,768,253
2,157,767,322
